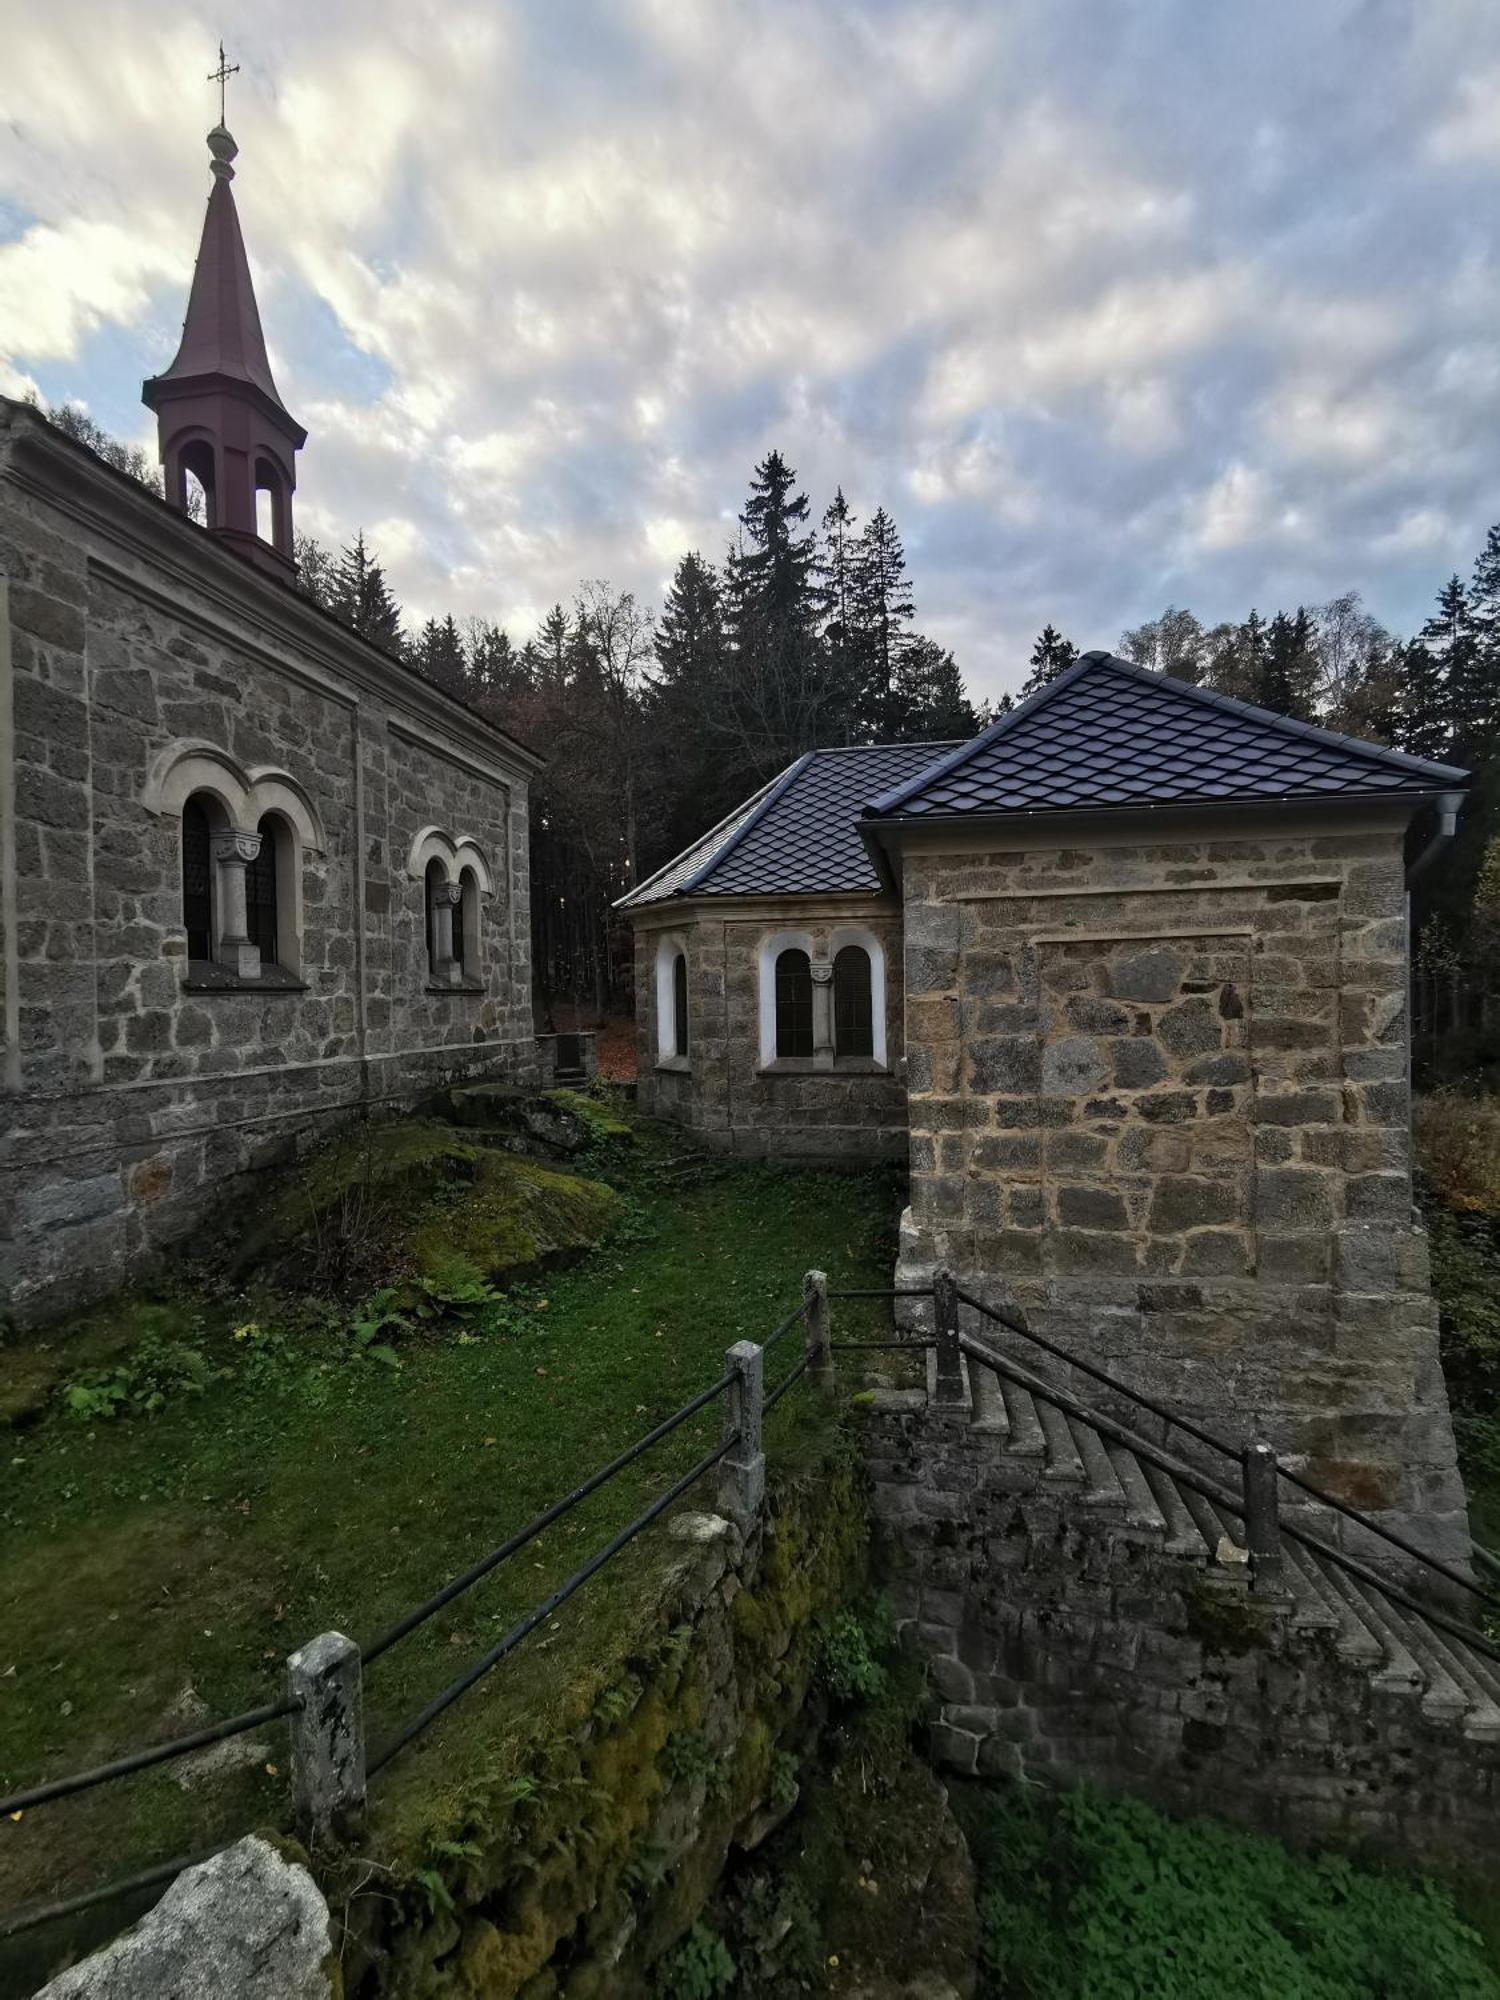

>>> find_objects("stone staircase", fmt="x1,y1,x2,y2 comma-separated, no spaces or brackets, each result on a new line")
961,1365,1500,1744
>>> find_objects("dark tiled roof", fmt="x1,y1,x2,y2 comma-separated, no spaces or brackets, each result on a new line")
618,741,957,906
868,653,1467,819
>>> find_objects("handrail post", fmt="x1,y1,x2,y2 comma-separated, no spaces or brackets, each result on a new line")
286,1630,366,1837
719,1340,766,1529
932,1267,966,1412
803,1269,834,1396
1242,1442,1285,1594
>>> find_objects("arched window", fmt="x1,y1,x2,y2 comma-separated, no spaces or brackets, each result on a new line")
673,950,689,1059
246,813,280,965
775,948,814,1060
182,795,214,962
457,866,481,983
425,858,448,980
833,944,874,1058
179,438,217,528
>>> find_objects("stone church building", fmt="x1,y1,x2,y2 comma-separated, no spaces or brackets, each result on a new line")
0,121,542,1325
624,658,1473,1559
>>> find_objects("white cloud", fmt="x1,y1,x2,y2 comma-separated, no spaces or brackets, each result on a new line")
3,0,1500,699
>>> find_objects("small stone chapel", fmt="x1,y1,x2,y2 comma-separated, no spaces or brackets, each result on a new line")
624,657,1473,1559
0,119,543,1326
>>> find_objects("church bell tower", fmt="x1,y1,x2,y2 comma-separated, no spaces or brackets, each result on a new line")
143,94,306,578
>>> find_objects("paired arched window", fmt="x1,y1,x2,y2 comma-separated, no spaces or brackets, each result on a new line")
179,795,298,978
774,948,814,1060
757,928,887,1067
246,814,281,964
654,936,691,1064
425,858,451,981
458,867,481,984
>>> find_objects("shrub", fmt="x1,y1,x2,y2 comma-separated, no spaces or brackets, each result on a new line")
962,1782,1498,1999
652,1922,736,1998
1416,1093,1500,1218
817,1601,893,1705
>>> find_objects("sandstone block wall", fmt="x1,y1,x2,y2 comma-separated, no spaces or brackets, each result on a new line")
894,817,1467,1562
1,408,538,1324
865,1404,1500,1867
632,900,907,1159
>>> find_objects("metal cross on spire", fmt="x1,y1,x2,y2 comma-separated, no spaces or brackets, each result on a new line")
208,41,239,125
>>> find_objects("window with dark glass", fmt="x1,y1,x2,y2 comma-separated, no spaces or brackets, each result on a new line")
673,950,689,1058
182,797,213,961
425,859,445,977
452,876,467,976
246,814,279,964
774,948,814,1059
834,945,874,1058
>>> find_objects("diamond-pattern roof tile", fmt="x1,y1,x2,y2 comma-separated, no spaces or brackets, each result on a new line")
867,653,1466,820
616,741,957,906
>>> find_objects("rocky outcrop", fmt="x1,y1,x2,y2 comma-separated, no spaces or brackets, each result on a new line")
35,1838,334,2000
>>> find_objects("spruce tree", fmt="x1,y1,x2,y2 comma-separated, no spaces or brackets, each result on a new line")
412,613,467,697
722,451,824,767
853,505,915,734
1260,608,1317,720
1420,576,1483,756
817,489,860,733
1398,634,1449,763
890,635,977,740
655,552,725,693
1019,625,1079,699
331,532,404,655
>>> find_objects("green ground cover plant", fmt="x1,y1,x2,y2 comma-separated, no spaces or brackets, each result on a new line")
959,1781,1499,1999
0,1106,897,1989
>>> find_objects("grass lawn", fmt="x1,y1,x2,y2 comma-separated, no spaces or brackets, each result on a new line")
0,1117,898,1986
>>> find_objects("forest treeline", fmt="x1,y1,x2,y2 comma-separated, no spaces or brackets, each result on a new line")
36,398,1500,1011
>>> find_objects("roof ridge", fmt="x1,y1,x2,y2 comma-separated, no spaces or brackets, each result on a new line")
867,651,1467,821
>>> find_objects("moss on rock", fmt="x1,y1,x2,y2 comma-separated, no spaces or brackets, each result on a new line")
232,1120,621,1292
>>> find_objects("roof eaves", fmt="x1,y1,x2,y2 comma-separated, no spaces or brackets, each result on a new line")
680,752,812,893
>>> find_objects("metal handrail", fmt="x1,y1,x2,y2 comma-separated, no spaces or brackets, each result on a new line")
0,1696,296,1820
953,1284,1500,1615
956,1326,1500,1670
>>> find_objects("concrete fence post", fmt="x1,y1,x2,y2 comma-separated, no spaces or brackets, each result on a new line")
719,1339,766,1529
1242,1441,1285,1593
286,1630,366,1837
803,1269,834,1396
932,1267,967,1412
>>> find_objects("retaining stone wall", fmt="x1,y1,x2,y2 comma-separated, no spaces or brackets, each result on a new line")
864,1401,1500,1867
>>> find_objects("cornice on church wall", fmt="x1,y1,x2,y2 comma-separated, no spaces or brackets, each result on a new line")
0,394,543,786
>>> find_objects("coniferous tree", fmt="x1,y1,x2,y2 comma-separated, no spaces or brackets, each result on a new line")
889,635,977,740
1398,634,1450,763
721,451,825,770
293,534,338,608
412,613,467,697
1260,608,1318,720
1019,625,1079,699
1420,576,1484,756
853,506,915,733
330,532,404,655
464,620,528,704
817,489,861,734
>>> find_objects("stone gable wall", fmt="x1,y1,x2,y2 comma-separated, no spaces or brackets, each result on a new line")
1,415,538,1324
632,901,908,1158
894,818,1467,1563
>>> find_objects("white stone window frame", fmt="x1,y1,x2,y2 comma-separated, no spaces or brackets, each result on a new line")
654,931,692,1070
757,926,888,1071
407,826,494,992
144,740,325,983
828,925,888,1069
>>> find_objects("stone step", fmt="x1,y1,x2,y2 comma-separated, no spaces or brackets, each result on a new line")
1311,1553,1414,1683
1411,1618,1500,1742
1066,1415,1129,1510
1279,1540,1341,1636
969,1358,1009,1435
1037,1399,1085,1483
1387,1604,1472,1726
1178,1485,1249,1574
999,1379,1047,1458
1105,1442,1168,1534
1141,1462,1207,1556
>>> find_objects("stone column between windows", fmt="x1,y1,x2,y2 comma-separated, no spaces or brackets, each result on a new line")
212,827,262,980
433,881,462,985
811,959,835,1069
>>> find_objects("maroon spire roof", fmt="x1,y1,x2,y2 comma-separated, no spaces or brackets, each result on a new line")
144,124,303,441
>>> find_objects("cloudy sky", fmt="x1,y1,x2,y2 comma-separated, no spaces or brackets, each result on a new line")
2,1,1498,700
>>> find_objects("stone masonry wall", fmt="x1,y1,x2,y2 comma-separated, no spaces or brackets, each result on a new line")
865,1401,1500,1867
0,404,538,1325
894,817,1467,1565
632,899,907,1159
